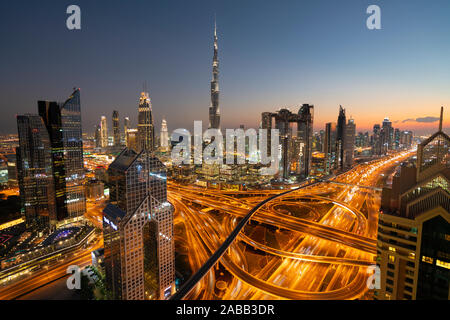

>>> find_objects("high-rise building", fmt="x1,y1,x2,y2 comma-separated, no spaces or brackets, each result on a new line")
376,108,449,300
38,89,86,224
372,124,382,155
124,117,130,146
382,117,393,153
95,124,102,149
100,116,108,148
16,114,56,228
261,106,314,180
112,110,120,148
209,21,220,130
324,122,337,175
160,118,169,152
336,105,346,170
297,104,314,178
126,129,138,152
137,91,155,152
103,149,175,300
343,118,356,169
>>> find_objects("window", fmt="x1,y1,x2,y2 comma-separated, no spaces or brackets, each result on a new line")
422,256,433,264
389,255,395,263
436,260,450,270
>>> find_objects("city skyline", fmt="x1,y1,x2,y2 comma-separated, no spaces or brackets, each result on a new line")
1,1,450,135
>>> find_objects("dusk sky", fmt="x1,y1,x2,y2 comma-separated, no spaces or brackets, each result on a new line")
0,0,449,135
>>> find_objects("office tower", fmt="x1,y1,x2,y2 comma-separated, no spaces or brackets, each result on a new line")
382,117,393,152
38,89,86,224
377,107,449,300
324,122,337,175
137,91,155,152
401,131,413,149
261,106,314,180
343,118,356,169
103,149,175,300
100,116,108,148
126,129,139,152
373,124,382,155
124,117,130,146
112,110,120,148
336,105,346,170
16,114,56,228
209,21,220,130
297,104,314,178
160,118,169,152
95,124,101,149
394,128,401,150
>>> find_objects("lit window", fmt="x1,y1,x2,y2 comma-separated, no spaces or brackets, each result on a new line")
389,247,396,252
436,260,450,270
389,255,395,262
422,256,433,264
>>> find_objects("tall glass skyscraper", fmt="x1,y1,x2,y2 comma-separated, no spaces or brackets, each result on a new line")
38,88,86,224
16,114,56,229
112,110,120,148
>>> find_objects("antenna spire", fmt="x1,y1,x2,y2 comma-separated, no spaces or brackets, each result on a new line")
439,106,444,131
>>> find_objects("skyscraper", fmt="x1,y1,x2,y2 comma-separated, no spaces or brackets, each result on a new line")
336,105,346,170
124,117,130,146
112,110,120,148
209,21,220,130
38,89,86,224
16,114,56,228
137,91,155,152
160,118,169,152
261,106,314,180
382,117,394,153
100,116,108,148
343,118,356,169
372,124,382,155
297,104,314,178
376,108,449,300
324,122,337,175
95,124,101,149
103,149,175,300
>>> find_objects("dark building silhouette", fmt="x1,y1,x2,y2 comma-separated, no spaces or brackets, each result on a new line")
376,107,449,300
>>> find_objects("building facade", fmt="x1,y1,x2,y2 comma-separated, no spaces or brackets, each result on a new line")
137,92,155,152
376,108,449,300
103,149,175,300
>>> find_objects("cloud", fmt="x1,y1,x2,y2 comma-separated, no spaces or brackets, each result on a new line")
402,116,440,123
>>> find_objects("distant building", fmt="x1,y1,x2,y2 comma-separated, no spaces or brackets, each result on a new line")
137,92,155,152
324,122,337,175
112,110,120,148
85,179,104,200
95,124,102,149
103,149,175,300
123,117,130,145
126,128,139,152
376,107,449,300
160,118,169,152
209,21,220,130
336,106,346,170
100,116,108,148
261,105,314,180
344,118,356,169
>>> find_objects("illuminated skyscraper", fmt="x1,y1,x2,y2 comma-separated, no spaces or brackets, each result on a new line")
100,116,108,148
38,89,86,224
138,91,155,152
382,117,394,153
95,124,101,149
209,21,220,130
377,107,449,300
324,122,337,174
160,118,169,151
112,110,120,148
124,117,130,146
103,149,175,300
16,114,56,228
336,105,346,170
297,104,314,178
343,118,356,169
